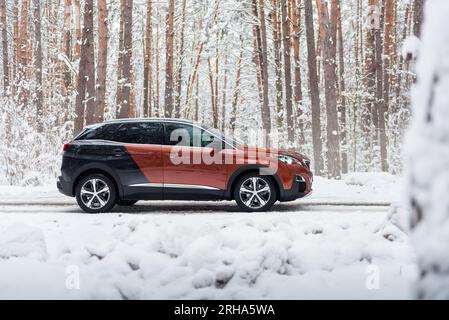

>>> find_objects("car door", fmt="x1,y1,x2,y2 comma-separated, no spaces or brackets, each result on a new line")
111,122,164,200
161,122,227,200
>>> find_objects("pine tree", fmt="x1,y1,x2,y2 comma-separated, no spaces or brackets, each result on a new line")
164,0,175,117
75,0,96,134
304,0,323,175
0,0,9,90
95,0,108,123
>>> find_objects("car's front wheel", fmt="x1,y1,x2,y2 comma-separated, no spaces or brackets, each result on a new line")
75,174,117,213
234,173,277,212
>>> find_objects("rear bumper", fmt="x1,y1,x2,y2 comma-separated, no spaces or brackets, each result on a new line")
57,176,73,197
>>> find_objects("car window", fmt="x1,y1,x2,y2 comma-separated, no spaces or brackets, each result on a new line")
76,123,121,141
112,122,163,145
164,123,194,146
164,123,223,148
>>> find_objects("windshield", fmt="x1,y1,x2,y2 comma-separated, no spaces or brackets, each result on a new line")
202,125,245,147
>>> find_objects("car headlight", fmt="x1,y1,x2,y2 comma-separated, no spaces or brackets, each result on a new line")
275,154,302,166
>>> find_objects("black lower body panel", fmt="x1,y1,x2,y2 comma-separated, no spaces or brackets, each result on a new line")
57,176,73,197
163,188,225,201
280,179,312,202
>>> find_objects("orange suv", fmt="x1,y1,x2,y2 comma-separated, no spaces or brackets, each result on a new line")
57,118,313,213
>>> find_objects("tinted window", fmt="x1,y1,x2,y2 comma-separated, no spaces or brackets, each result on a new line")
112,122,162,145
164,123,223,148
164,123,193,146
76,123,121,141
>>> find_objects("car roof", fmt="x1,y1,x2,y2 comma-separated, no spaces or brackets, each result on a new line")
103,117,196,125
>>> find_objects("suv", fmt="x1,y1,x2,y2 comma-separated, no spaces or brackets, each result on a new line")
57,118,313,213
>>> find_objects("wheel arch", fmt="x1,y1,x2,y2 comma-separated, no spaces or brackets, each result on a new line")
225,165,284,200
72,163,123,198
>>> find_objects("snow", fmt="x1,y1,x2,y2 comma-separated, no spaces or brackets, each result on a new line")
0,224,47,261
0,206,415,299
406,0,449,299
0,173,416,299
311,172,402,204
402,35,421,60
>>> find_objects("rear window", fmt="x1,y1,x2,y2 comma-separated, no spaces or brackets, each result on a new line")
76,122,163,145
75,123,121,141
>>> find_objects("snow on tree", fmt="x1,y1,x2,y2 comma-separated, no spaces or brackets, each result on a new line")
407,0,449,299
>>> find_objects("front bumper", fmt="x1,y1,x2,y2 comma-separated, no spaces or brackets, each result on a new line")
57,176,73,197
280,173,313,202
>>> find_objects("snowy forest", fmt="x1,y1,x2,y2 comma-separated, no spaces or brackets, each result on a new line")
0,0,423,185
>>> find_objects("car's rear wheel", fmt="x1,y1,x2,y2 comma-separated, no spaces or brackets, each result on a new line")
117,200,138,206
75,174,117,213
234,173,277,212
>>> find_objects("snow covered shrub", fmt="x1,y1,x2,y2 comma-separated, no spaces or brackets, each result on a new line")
0,96,72,186
377,203,409,242
406,0,449,299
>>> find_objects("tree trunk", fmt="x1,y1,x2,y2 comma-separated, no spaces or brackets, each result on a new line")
174,0,187,117
95,0,108,123
116,0,125,115
74,0,96,133
364,0,378,166
230,39,244,136
253,0,271,141
252,25,264,122
18,0,30,105
270,0,284,131
155,15,160,117
164,0,175,117
280,0,294,143
0,0,9,90
375,1,387,171
19,0,29,69
207,57,218,128
318,0,341,178
334,0,348,173
304,0,323,175
184,42,204,115
221,52,228,132
396,3,409,101
413,0,424,38
292,0,304,144
381,0,396,172
117,0,133,119
33,0,44,131
12,0,19,91
74,0,81,59
62,0,72,91
143,0,152,117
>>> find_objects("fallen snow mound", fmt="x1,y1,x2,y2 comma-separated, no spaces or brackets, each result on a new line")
0,210,414,299
0,223,47,261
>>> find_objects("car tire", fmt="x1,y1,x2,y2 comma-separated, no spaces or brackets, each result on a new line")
117,200,138,206
75,174,117,213
234,173,277,212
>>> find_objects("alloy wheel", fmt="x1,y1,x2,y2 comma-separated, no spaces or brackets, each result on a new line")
80,178,111,210
239,177,272,209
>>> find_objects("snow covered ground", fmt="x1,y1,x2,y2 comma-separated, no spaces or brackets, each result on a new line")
0,173,416,299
